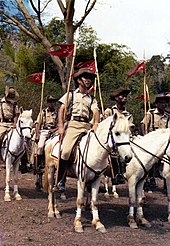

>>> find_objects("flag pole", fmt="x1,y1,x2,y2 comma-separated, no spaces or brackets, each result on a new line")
53,30,79,191
63,29,79,120
39,62,46,123
142,50,148,134
94,48,105,118
35,62,45,172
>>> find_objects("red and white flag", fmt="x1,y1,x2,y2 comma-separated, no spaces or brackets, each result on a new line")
48,44,74,57
76,60,96,73
27,72,43,84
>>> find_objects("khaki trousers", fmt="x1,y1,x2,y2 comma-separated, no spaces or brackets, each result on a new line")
61,120,91,160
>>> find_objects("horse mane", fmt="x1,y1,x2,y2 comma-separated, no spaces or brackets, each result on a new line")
133,128,170,144
98,114,130,133
113,115,130,132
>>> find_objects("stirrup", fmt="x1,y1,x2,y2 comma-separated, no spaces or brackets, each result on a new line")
57,180,65,193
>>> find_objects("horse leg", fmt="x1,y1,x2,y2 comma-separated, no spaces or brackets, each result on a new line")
4,162,11,202
127,177,138,229
13,161,22,201
112,184,119,198
74,180,85,233
91,179,107,233
136,180,151,228
48,166,61,219
104,176,110,198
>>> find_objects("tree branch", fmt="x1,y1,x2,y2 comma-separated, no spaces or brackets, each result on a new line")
0,9,39,41
74,0,97,30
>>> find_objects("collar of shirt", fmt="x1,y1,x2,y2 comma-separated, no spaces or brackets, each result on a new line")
112,104,129,115
75,88,90,98
154,108,166,116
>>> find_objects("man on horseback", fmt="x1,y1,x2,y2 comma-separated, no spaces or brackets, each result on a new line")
0,86,20,143
104,87,134,185
0,86,20,133
35,95,58,172
141,93,170,192
57,68,100,192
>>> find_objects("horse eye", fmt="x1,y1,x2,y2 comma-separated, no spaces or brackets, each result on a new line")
115,132,120,136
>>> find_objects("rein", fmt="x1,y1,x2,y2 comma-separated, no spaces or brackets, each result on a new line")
130,137,170,165
2,119,32,164
77,124,131,184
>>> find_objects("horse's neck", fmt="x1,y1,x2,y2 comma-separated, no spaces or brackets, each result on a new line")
9,128,25,148
133,132,168,162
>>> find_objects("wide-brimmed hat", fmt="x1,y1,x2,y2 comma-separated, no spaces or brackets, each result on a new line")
46,95,58,103
110,87,131,100
73,68,97,81
154,93,169,103
5,86,19,104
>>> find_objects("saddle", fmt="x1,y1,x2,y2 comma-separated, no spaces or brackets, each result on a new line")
66,132,87,178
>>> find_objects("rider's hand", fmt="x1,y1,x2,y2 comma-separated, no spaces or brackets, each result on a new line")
92,123,99,132
58,125,64,141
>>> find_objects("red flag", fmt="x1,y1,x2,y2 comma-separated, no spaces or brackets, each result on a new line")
127,62,145,79
136,94,149,101
76,60,96,73
27,72,43,84
48,44,74,57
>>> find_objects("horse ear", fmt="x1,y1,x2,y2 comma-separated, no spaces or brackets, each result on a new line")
19,106,23,114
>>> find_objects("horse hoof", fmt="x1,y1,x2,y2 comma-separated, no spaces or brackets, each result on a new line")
104,193,110,198
74,226,84,233
4,196,11,202
55,213,62,219
113,192,119,199
97,226,107,233
48,212,55,218
14,193,22,201
128,221,138,229
127,215,138,229
137,216,151,228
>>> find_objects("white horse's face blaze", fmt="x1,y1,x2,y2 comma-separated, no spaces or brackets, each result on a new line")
18,110,33,139
107,115,132,163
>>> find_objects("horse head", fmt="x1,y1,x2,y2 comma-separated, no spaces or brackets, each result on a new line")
16,108,33,140
107,113,132,163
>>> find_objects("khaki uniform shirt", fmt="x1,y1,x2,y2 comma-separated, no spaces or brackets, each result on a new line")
0,97,19,126
59,88,99,121
36,108,58,130
104,105,134,127
141,108,170,132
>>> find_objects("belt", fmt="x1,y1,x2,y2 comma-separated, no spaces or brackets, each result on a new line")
73,116,89,123
3,118,13,123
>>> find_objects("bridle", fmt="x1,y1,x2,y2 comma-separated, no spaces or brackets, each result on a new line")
77,122,130,183
1,118,32,164
16,119,32,138
130,136,170,165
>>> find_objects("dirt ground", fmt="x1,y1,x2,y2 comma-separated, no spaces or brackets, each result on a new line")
0,167,170,246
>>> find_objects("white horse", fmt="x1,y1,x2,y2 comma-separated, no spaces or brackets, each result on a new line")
126,128,170,229
44,114,132,233
1,108,33,202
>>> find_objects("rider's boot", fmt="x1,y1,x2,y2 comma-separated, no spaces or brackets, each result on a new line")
37,154,45,172
57,159,68,193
